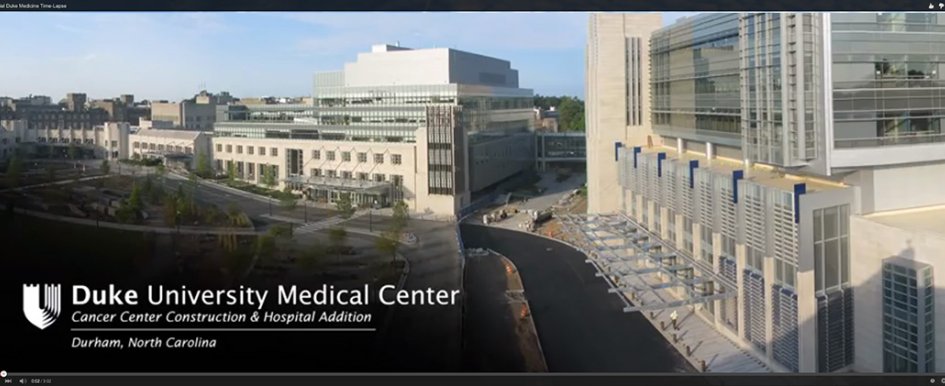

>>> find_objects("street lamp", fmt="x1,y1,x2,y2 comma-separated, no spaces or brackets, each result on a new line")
370,199,377,232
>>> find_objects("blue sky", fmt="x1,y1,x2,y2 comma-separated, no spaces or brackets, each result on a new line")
0,12,696,102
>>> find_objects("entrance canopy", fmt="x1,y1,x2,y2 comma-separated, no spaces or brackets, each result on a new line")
284,175,391,195
557,213,736,313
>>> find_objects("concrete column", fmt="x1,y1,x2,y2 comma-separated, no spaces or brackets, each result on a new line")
660,206,670,240
736,243,748,339
676,213,685,251
763,255,776,362
706,142,714,165
712,232,723,328
677,137,684,154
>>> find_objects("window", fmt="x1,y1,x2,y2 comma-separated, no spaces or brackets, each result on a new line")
327,151,335,161
813,205,850,292
271,147,278,157
358,172,368,180
391,154,402,165
259,146,266,156
248,146,254,155
357,152,367,163
342,171,352,179
327,170,337,178
312,168,322,177
342,151,351,162
226,144,232,153
374,174,385,182
236,145,243,154
133,142,140,149
312,150,320,160
374,153,384,164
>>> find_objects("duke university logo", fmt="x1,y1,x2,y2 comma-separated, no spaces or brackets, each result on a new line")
23,284,61,330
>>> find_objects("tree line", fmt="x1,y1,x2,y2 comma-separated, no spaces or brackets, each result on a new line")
533,94,585,132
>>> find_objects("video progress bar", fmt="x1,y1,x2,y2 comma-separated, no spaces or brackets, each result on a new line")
70,328,376,332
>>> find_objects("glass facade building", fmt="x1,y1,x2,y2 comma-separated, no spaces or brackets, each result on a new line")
882,259,935,372
651,13,742,148
832,13,945,148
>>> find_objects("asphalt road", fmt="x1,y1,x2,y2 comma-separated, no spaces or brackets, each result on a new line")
370,218,464,371
462,252,529,371
155,175,335,228
460,224,693,373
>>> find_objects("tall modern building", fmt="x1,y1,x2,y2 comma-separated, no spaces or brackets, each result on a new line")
587,12,945,373
212,44,534,218
586,13,664,214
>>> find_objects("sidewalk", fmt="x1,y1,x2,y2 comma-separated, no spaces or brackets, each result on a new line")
0,174,108,193
11,207,261,236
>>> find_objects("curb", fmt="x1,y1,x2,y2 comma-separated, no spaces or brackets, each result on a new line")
489,249,549,372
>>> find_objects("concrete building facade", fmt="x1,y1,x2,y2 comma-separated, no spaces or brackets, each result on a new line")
129,128,212,171
151,101,216,131
0,119,27,159
588,12,945,373
586,13,663,214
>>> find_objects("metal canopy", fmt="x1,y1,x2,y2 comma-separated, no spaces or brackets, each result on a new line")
284,175,391,194
558,213,736,314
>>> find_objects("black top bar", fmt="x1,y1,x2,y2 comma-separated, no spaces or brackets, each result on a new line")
0,0,938,12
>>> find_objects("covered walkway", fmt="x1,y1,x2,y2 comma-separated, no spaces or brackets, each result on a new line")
557,213,772,372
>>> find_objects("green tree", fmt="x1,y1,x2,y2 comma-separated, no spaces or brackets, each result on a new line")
260,165,277,215
46,165,57,182
204,205,221,225
391,200,409,233
533,94,563,110
328,226,348,261
558,96,585,132
189,171,199,207
6,152,23,187
279,186,297,210
375,230,400,263
195,153,211,178
226,161,236,182
335,192,354,219
163,193,179,227
155,163,167,186
268,223,294,240
128,182,143,213
67,144,79,161
227,202,241,219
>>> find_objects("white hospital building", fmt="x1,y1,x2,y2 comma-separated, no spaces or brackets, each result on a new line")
211,44,535,218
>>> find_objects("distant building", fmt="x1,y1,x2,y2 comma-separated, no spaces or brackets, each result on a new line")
0,119,27,159
65,93,87,112
138,119,175,130
151,101,216,130
91,99,126,122
195,90,234,105
119,94,134,106
19,121,129,160
129,128,212,171
533,107,560,132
